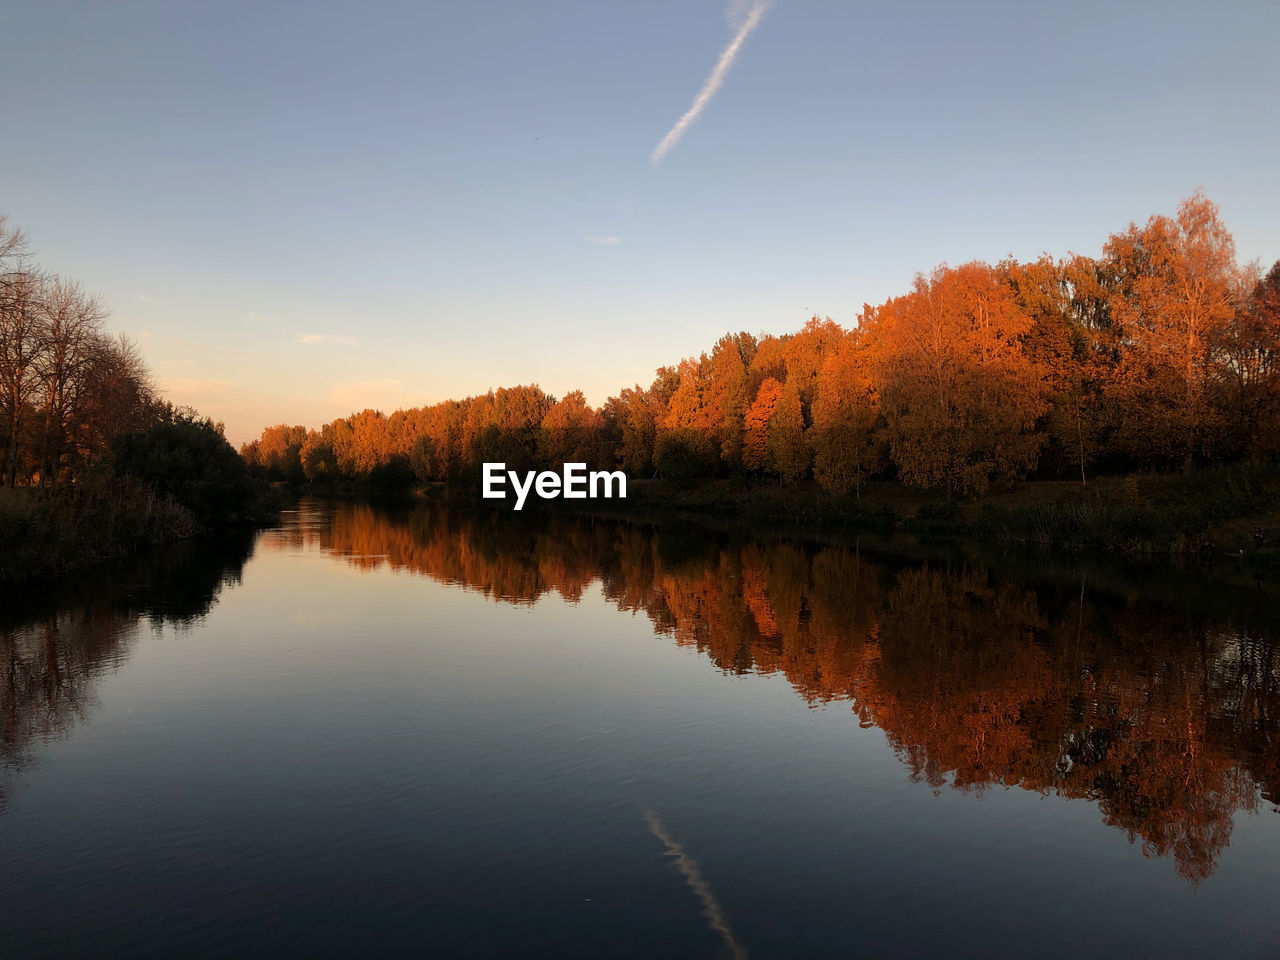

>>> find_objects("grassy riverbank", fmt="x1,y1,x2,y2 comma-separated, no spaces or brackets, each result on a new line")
2,415,287,584
976,465,1280,560
0,480,197,582
0,477,286,584
491,463,1280,565
274,461,1280,567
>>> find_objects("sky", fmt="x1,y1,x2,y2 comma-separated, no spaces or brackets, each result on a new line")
1,0,1277,446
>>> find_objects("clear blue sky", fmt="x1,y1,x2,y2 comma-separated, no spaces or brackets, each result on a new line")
2,0,1276,444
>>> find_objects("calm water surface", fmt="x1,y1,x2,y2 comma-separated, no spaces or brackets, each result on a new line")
2,500,1279,958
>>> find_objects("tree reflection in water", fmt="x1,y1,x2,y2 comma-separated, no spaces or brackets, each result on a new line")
0,530,256,812
279,499,1280,884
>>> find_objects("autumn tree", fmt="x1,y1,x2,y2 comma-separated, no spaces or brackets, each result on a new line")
781,316,844,412
409,434,440,482
742,377,782,472
706,332,757,470
750,335,788,383
457,385,554,475
603,367,679,476
1001,255,1116,482
252,423,308,481
810,337,882,495
539,390,605,465
1102,192,1241,466
1220,260,1280,457
300,428,338,481
602,386,657,475
869,262,1048,496
78,334,155,459
767,377,808,483
662,357,719,435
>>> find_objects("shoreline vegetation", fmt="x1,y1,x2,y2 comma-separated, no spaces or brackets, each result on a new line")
238,193,1279,567
580,466,1280,562
407,463,1279,565
0,216,281,584
7,193,1280,582
0,413,284,583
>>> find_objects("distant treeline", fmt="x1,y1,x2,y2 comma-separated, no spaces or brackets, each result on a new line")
242,192,1278,497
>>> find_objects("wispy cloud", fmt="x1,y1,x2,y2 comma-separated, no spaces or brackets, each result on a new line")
586,235,622,246
296,333,359,346
138,293,158,303
650,0,769,165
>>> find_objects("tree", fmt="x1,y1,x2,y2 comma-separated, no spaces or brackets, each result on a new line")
604,367,679,476
75,334,155,464
539,390,605,466
409,435,440,481
781,317,844,411
742,377,782,472
1002,254,1115,483
2,218,154,488
0,246,40,486
811,338,881,495
112,409,260,522
300,429,338,481
869,262,1049,496
707,332,756,470
768,377,808,483
34,278,108,483
252,423,308,481
1102,191,1241,466
1220,260,1280,457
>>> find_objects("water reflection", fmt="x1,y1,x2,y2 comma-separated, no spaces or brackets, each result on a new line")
0,531,256,810
645,809,749,960
277,499,1280,884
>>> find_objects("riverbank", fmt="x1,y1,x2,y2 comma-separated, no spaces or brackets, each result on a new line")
0,477,285,584
2,413,293,585
0,480,197,582
278,462,1280,568
467,463,1280,567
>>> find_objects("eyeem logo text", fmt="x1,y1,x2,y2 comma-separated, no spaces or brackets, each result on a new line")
482,462,627,511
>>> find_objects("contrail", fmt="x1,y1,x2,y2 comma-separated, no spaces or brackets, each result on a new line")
644,809,748,959
650,1,768,165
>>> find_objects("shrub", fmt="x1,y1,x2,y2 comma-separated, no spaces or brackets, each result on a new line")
111,413,268,523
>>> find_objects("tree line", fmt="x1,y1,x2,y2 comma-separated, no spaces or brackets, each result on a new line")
233,192,1269,495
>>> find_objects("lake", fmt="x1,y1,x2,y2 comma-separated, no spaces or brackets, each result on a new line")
2,499,1279,958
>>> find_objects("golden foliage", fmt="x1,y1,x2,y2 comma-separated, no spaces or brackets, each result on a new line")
237,194,1278,493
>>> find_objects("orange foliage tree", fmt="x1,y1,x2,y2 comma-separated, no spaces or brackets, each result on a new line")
241,193,1274,497
742,377,782,473
810,335,882,495
1102,192,1242,466
767,376,808,482
867,262,1049,495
